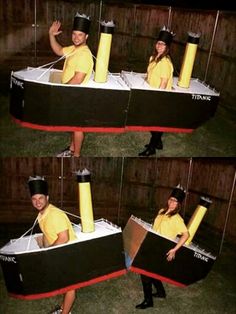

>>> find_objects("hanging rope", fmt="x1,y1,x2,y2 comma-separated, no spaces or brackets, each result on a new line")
219,168,236,254
35,49,77,80
24,42,127,89
26,216,39,251
9,207,101,252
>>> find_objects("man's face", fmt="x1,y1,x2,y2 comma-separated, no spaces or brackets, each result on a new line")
72,31,88,46
31,194,49,212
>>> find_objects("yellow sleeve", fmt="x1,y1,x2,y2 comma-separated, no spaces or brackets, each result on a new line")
175,215,188,235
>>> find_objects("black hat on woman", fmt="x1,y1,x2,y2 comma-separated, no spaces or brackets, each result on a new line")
157,26,175,46
170,184,186,203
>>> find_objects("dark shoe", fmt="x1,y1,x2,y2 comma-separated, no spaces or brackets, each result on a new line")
155,140,163,150
152,292,166,298
135,300,153,309
145,141,163,150
138,147,156,157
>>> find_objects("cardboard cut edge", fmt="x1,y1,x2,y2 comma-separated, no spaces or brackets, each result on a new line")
130,266,186,288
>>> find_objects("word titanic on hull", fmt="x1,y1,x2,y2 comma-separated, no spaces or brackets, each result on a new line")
10,68,219,133
0,219,126,300
123,216,216,287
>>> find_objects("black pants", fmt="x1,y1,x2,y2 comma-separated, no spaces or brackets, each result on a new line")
148,131,163,149
140,275,166,301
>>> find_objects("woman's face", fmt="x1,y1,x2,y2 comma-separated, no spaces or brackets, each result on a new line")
167,197,179,211
155,40,167,54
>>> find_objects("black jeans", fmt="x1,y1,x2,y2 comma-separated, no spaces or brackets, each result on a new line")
148,131,163,149
140,275,166,301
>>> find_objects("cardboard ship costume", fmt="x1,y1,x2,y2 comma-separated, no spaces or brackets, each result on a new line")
94,20,115,83
123,185,216,287
0,177,216,300
178,32,201,89
10,21,219,133
0,173,126,300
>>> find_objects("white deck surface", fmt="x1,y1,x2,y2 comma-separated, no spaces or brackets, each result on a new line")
12,68,129,90
0,219,122,255
12,68,219,96
121,71,219,96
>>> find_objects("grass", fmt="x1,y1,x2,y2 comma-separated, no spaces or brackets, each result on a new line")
0,94,236,157
0,239,236,314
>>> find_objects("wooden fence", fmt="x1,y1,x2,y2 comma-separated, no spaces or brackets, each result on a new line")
0,157,235,249
0,0,235,111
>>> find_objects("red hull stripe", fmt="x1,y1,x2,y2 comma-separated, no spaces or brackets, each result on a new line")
12,117,193,133
125,126,193,133
130,266,186,287
12,118,125,133
9,269,127,300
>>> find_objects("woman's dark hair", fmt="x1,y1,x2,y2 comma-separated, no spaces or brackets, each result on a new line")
159,201,180,217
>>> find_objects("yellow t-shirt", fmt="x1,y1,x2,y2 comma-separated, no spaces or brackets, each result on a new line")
147,56,173,90
61,45,94,84
152,209,188,240
37,203,77,246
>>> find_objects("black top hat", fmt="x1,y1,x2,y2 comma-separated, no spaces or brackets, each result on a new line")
157,26,174,46
73,12,91,34
28,176,48,196
170,184,186,203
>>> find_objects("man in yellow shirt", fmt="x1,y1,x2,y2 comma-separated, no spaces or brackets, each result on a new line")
28,176,77,314
49,13,94,157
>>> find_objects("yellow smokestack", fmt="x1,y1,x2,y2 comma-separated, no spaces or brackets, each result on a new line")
178,32,201,88
94,20,115,83
186,196,212,245
76,168,95,233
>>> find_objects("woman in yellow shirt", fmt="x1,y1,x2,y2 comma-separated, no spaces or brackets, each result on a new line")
139,28,174,157
136,185,189,309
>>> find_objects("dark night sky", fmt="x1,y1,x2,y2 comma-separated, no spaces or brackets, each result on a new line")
103,0,235,11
